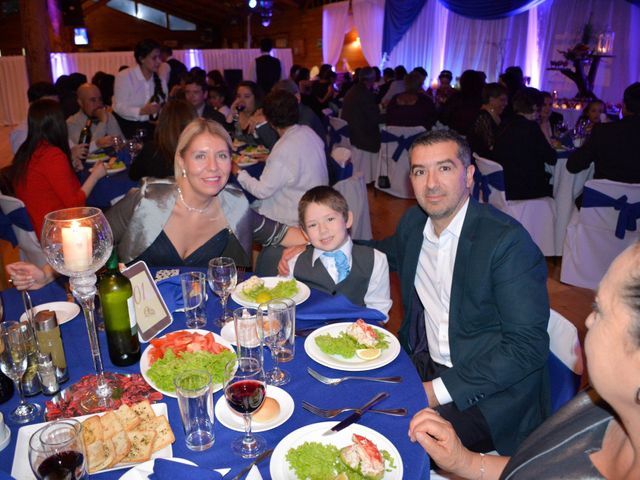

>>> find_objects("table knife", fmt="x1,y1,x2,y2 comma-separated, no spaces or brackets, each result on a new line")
228,447,274,480
323,392,389,435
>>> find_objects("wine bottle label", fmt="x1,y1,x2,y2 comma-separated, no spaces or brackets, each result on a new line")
127,296,138,335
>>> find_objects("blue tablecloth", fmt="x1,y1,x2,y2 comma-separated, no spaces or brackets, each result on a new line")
0,276,429,479
79,149,139,210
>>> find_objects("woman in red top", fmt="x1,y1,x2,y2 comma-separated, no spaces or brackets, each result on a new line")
11,98,106,239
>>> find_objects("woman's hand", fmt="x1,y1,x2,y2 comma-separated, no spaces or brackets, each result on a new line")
408,408,474,475
89,160,108,180
6,262,55,290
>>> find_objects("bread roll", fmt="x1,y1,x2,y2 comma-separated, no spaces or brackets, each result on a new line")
252,397,280,423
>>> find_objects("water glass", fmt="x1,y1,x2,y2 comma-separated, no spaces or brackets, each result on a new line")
208,257,238,328
174,370,215,451
257,300,292,386
180,272,207,329
276,297,296,363
29,419,86,479
233,307,263,363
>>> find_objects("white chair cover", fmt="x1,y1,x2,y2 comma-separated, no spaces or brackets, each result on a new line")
548,309,583,413
328,116,351,151
351,147,379,185
0,194,47,267
561,179,640,289
335,171,373,241
375,125,425,198
473,154,556,256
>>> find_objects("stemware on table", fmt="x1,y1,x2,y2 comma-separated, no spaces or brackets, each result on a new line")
0,321,42,423
40,207,116,412
28,419,86,479
223,356,266,458
208,257,237,328
257,300,292,386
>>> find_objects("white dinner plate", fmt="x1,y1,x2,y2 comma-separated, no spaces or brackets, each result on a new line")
12,403,172,480
107,166,127,175
139,329,235,398
231,276,310,308
270,421,403,480
19,301,81,325
215,385,294,433
220,321,236,345
304,322,401,372
86,153,109,164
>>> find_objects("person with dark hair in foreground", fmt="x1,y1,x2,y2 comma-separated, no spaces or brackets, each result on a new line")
411,242,640,480
367,129,550,455
567,82,640,184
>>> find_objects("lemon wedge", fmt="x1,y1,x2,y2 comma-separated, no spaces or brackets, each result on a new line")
334,474,349,480
356,348,381,360
255,291,273,304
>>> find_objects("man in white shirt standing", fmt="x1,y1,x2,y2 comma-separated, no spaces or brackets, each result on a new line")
371,129,550,456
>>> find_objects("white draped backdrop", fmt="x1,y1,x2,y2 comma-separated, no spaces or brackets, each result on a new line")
321,0,638,102
0,48,292,125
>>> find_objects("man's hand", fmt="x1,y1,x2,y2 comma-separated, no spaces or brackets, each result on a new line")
277,245,307,276
95,136,114,149
423,381,440,407
71,144,88,171
139,102,161,117
94,106,108,124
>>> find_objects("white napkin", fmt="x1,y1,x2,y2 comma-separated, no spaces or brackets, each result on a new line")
246,465,263,480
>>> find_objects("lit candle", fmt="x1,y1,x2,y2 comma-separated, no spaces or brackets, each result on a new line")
431,80,438,90
61,221,92,271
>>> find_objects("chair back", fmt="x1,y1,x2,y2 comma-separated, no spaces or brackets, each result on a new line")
547,309,583,413
0,194,47,266
328,147,353,186
561,179,640,289
472,154,508,209
328,117,351,151
375,125,424,199
335,171,372,240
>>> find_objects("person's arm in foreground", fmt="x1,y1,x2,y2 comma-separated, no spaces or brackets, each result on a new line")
6,262,56,290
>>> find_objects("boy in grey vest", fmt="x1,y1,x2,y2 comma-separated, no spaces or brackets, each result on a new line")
287,186,391,320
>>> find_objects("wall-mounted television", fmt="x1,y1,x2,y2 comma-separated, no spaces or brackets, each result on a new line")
74,28,89,46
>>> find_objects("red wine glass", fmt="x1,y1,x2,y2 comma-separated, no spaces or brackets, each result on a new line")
223,356,266,458
29,419,87,480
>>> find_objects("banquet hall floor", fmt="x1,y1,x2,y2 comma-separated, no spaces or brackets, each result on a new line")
0,125,593,381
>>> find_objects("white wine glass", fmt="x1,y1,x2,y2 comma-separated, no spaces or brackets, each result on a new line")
257,300,291,386
0,321,42,423
208,257,237,328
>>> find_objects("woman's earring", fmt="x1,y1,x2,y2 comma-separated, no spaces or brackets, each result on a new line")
182,168,187,178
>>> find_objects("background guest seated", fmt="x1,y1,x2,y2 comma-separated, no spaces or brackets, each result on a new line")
128,99,197,181
410,243,640,480
386,71,437,131
107,118,306,268
225,80,265,144
9,99,106,239
467,82,507,159
182,73,227,126
539,91,564,145
492,88,556,200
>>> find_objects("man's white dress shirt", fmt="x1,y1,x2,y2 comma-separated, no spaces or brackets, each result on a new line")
414,199,470,405
112,65,167,122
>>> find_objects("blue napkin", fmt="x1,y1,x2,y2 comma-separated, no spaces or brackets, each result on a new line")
156,276,184,313
296,290,386,327
150,459,222,480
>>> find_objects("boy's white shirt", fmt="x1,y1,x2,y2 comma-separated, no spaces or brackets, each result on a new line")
287,237,392,321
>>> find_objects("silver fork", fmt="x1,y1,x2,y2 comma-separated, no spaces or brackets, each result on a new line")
308,367,402,386
302,400,407,418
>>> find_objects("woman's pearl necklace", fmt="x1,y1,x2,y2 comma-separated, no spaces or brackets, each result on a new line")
177,187,212,214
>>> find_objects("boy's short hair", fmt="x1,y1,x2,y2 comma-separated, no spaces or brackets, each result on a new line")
298,186,349,230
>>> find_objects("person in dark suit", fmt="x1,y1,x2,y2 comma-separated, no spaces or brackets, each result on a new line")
341,67,381,154
369,129,550,455
492,88,556,200
567,82,640,183
182,74,227,127
252,38,281,95
159,46,188,91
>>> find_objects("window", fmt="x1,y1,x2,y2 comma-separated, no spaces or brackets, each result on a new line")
168,15,196,31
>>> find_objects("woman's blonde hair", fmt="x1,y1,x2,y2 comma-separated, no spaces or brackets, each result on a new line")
174,118,232,178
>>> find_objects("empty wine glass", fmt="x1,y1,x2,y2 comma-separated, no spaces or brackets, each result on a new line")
208,257,237,328
223,357,266,458
0,321,42,423
29,419,86,479
126,137,143,161
257,300,291,386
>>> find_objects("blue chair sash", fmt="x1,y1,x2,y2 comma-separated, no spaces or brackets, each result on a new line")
472,169,505,203
548,352,582,414
328,123,350,148
328,158,353,186
379,130,422,162
582,187,640,239
0,207,34,247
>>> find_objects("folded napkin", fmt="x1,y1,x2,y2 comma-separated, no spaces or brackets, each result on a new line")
296,291,386,328
156,276,183,313
150,458,222,480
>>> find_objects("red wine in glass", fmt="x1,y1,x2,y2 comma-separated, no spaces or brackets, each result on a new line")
37,451,84,480
225,379,265,414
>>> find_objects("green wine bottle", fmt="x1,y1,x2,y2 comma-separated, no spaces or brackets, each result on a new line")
98,251,141,366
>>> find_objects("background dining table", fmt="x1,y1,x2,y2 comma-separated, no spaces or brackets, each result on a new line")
0,269,429,479
79,149,139,210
